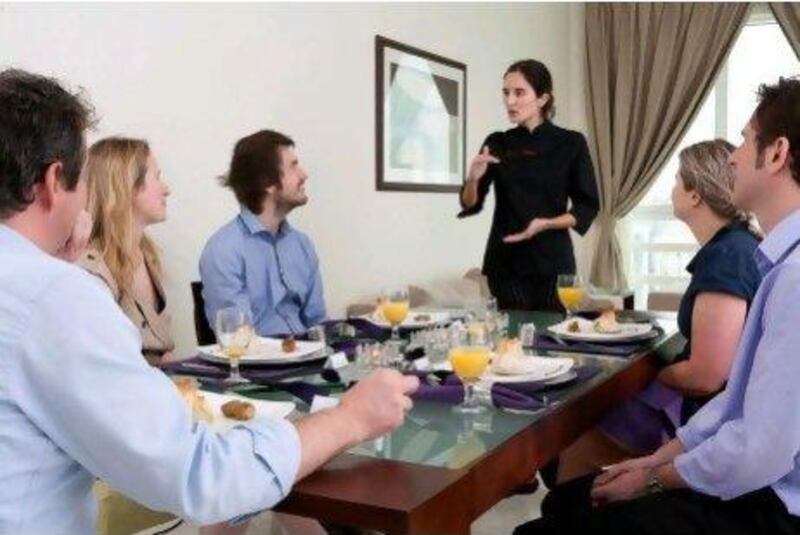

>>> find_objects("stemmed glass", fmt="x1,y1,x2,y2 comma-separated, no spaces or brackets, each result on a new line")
215,306,254,385
449,345,491,413
556,274,586,319
381,287,410,343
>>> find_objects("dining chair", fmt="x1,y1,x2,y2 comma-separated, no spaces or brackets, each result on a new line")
191,281,217,345
647,291,683,312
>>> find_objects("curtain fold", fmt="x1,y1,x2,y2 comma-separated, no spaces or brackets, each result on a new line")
770,3,800,59
585,3,750,290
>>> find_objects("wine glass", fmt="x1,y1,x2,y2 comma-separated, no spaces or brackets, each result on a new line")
556,274,586,319
381,287,410,343
449,345,491,413
215,306,254,385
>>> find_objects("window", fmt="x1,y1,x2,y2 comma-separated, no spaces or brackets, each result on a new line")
623,6,799,306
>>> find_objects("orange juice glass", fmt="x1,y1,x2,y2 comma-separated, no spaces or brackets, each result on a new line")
556,274,585,318
449,346,491,413
382,300,410,326
382,287,410,343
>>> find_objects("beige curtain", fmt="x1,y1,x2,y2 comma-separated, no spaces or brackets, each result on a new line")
771,3,800,58
586,3,750,290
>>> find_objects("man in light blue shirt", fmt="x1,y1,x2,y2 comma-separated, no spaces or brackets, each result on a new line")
200,130,326,336
0,69,418,535
517,78,800,535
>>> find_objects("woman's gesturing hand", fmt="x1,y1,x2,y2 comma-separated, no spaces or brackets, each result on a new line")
467,146,500,183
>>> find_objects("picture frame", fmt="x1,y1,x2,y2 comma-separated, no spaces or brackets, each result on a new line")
375,35,467,193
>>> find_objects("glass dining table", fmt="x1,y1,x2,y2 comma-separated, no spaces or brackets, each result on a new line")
233,310,685,534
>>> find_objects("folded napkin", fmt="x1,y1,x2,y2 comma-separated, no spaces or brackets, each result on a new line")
490,363,602,398
158,356,330,383
530,328,662,357
326,318,391,342
410,364,603,411
412,380,545,411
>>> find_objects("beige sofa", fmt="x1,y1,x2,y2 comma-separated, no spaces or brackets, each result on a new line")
346,268,491,317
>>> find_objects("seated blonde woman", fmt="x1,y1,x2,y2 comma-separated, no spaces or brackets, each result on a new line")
79,137,174,365
78,138,177,533
79,138,268,535
556,139,763,483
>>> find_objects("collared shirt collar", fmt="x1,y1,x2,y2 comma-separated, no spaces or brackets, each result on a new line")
754,209,800,276
239,208,291,238
0,223,49,257
512,119,553,138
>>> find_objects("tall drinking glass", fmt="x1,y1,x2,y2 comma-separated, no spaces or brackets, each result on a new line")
556,274,586,318
215,306,254,385
382,287,410,342
449,345,491,413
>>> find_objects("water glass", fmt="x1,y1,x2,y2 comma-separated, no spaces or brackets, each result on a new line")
215,306,254,385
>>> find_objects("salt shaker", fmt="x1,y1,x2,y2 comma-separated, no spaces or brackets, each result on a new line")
519,323,537,347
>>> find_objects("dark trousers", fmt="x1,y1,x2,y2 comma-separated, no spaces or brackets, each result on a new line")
488,276,564,313
515,473,800,535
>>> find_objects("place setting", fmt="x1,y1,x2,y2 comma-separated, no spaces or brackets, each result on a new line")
160,306,341,400
356,286,457,334
527,275,664,357
411,336,602,415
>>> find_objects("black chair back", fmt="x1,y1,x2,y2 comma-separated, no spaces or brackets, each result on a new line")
191,281,217,345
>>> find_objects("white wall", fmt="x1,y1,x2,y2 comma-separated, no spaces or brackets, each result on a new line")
0,2,584,355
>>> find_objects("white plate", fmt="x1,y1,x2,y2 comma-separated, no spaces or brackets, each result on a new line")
549,318,657,343
483,356,575,383
198,337,326,365
537,369,578,386
360,310,452,329
201,391,295,431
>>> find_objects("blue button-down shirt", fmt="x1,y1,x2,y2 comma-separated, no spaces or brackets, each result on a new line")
675,210,800,513
199,209,326,336
0,225,301,534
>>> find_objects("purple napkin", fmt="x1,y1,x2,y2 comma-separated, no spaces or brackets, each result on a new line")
412,380,545,411
492,363,602,395
158,356,326,383
530,331,660,357
326,318,391,341
410,364,603,411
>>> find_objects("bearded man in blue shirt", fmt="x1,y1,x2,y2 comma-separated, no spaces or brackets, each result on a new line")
200,130,326,337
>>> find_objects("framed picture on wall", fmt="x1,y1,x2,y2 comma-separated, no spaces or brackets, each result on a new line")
376,35,467,193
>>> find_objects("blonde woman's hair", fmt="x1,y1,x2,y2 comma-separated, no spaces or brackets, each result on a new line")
83,137,162,301
678,139,761,236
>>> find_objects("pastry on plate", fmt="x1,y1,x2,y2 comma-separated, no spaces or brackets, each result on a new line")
281,336,297,353
491,338,530,375
221,400,256,421
593,309,622,334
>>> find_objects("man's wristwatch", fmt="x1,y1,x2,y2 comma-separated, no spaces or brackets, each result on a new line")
646,472,666,495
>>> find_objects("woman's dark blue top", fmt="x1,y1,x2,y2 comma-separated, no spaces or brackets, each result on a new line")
676,222,762,421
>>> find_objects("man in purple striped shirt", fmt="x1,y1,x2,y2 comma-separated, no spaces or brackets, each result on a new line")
517,77,800,535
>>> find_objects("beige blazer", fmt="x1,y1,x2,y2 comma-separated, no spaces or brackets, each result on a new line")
78,248,175,365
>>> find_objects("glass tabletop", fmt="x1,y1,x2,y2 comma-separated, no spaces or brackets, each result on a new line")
239,310,681,470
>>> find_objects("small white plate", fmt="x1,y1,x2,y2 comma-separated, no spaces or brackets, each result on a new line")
549,318,656,343
360,310,453,329
201,391,295,431
198,337,326,366
483,356,575,383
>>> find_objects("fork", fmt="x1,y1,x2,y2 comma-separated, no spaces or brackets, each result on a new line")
423,373,442,386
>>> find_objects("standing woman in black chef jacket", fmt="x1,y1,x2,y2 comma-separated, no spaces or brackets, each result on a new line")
459,59,599,312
